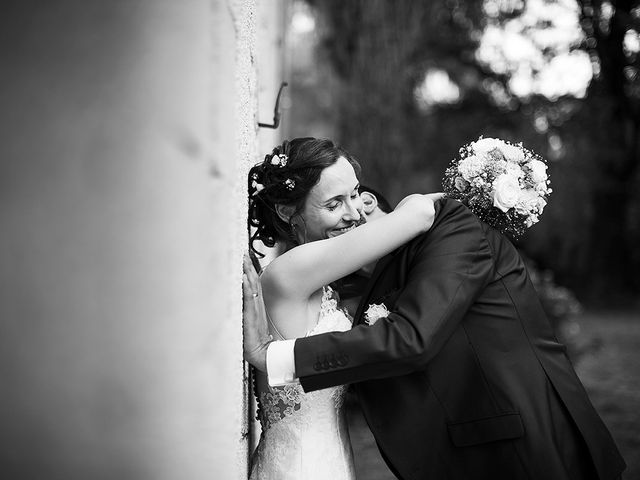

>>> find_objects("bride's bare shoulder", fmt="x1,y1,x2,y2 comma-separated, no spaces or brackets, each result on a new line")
259,246,311,298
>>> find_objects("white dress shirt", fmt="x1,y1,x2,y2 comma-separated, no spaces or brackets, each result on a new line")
266,339,298,386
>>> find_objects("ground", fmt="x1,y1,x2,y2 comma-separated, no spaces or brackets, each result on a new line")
347,310,640,479
572,311,640,480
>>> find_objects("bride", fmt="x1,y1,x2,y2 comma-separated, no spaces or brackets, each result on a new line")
245,137,439,480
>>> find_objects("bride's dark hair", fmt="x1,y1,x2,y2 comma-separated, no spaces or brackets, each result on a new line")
248,137,361,258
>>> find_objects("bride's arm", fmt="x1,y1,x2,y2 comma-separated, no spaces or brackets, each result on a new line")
263,194,440,300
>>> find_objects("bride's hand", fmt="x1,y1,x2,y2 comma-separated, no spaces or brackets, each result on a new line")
242,253,271,372
394,192,445,231
395,192,445,210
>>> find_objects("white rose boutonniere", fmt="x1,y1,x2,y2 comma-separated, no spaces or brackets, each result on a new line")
364,303,389,326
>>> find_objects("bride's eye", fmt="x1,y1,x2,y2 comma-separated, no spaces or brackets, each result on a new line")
327,201,340,211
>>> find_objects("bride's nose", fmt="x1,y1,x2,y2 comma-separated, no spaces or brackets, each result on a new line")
343,197,363,222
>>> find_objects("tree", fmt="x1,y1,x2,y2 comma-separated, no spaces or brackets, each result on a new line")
306,0,486,199
301,0,640,303
571,0,640,298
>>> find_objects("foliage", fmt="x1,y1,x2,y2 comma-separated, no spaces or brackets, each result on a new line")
526,257,583,327
295,0,640,304
525,256,592,360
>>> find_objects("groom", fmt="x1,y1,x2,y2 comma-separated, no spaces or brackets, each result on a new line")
244,189,625,480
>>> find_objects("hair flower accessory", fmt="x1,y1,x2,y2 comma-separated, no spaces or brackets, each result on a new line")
442,137,552,238
251,180,265,196
364,303,389,326
270,153,288,167
284,178,295,190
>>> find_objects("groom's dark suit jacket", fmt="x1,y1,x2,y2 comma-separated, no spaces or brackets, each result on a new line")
294,199,625,480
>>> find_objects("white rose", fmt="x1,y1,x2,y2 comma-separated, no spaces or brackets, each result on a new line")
515,203,530,216
527,160,548,183
500,143,525,163
514,188,538,215
472,137,504,154
458,155,486,181
535,181,549,194
505,162,525,179
492,174,521,212
364,303,389,326
535,196,547,213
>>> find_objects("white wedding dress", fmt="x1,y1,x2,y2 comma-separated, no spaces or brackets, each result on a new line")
249,286,356,480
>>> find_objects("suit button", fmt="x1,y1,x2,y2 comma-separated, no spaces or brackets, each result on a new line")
328,354,337,368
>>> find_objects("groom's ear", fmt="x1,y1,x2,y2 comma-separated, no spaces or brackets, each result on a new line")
360,191,378,215
275,204,296,224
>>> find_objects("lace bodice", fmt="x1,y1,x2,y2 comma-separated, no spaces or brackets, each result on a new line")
250,286,355,480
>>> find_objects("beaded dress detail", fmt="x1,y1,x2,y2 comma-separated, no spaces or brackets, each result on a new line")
249,286,355,480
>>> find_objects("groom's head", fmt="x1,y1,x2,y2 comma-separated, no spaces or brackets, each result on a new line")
359,185,392,222
333,185,393,303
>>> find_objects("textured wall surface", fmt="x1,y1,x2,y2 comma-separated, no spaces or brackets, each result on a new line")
0,0,257,478
257,0,290,151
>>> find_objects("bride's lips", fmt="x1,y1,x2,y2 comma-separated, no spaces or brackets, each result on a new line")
330,224,357,236
329,217,367,237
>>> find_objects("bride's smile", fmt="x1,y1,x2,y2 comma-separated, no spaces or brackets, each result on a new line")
293,155,364,242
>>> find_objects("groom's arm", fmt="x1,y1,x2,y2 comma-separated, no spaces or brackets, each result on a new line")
294,199,496,392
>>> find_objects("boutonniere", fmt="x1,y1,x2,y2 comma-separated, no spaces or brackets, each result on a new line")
364,303,389,326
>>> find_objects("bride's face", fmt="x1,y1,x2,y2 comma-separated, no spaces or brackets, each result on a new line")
295,156,364,242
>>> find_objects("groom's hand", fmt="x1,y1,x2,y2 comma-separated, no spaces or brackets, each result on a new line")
242,253,271,372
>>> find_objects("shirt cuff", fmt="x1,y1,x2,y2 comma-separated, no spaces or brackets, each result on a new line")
266,339,298,386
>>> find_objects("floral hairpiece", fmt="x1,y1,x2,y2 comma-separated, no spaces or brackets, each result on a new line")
442,137,552,237
249,172,264,197
251,180,265,196
284,178,295,190
270,153,288,167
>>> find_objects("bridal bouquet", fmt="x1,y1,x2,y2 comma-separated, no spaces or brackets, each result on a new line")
442,137,552,238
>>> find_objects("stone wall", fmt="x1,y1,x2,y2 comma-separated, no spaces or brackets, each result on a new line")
0,0,269,478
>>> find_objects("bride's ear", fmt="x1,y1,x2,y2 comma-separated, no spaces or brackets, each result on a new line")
360,191,378,215
275,204,297,224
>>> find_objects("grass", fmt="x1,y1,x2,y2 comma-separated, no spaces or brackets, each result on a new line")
569,310,640,480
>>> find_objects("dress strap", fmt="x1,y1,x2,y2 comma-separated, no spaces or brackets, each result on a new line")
265,308,286,341
258,264,286,340
264,287,332,340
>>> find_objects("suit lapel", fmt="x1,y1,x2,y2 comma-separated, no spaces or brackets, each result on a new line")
353,197,446,325
354,250,400,325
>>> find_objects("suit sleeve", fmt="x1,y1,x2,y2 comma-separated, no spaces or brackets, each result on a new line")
295,200,496,392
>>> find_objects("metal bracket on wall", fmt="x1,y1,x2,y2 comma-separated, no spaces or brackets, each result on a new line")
258,82,288,129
